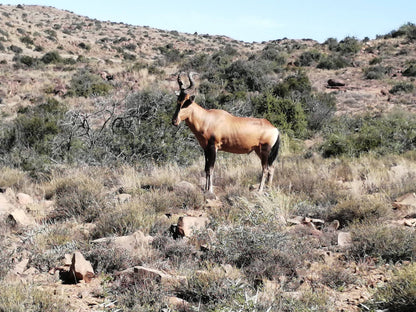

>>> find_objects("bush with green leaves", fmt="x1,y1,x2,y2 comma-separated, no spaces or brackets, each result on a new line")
403,63,416,77
296,50,322,66
252,93,307,137
335,36,362,55
41,50,62,64
317,53,351,69
13,54,40,68
224,58,273,92
388,22,416,40
364,65,391,79
0,98,67,174
389,81,415,94
320,111,416,157
68,69,112,97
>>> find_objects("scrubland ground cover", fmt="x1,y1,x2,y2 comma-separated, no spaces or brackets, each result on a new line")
0,4,416,312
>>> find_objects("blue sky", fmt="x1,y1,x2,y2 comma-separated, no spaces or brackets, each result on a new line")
3,0,416,42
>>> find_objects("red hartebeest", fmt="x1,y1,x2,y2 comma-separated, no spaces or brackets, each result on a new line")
172,72,280,193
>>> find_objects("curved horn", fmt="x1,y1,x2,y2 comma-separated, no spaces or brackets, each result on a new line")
177,72,185,90
187,72,196,90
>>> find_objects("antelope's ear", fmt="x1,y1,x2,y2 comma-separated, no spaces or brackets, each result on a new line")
175,90,180,96
189,95,196,102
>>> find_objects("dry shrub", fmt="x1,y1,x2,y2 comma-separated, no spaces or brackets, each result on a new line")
86,243,141,274
110,273,169,311
276,155,343,205
177,265,247,307
328,196,391,227
348,221,416,262
0,166,27,189
152,235,198,270
368,262,416,311
206,225,316,287
0,221,13,280
318,264,356,290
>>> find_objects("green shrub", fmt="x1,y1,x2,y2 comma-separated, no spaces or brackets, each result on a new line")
41,50,62,64
0,98,67,174
252,92,307,137
403,64,416,77
389,82,415,94
296,50,322,66
13,54,39,68
224,59,272,92
328,198,391,227
336,36,362,55
8,45,23,54
77,42,90,50
272,71,312,98
317,53,351,69
320,112,416,157
389,22,416,40
260,44,287,66
19,35,34,46
364,65,391,79
68,69,112,97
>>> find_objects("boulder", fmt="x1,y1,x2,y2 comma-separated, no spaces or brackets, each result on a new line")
133,266,187,288
16,193,34,206
173,181,196,193
70,251,94,283
167,296,189,310
115,193,131,204
0,193,15,214
338,232,352,247
393,193,416,210
92,230,154,257
327,79,346,87
6,208,36,227
176,215,209,238
11,258,29,275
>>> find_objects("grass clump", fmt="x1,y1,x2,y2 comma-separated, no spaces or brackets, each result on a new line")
0,282,69,312
47,174,107,222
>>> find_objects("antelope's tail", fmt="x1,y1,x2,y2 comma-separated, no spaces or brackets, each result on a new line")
268,130,280,166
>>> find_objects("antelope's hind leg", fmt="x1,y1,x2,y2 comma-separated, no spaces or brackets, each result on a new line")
204,144,217,193
257,144,272,192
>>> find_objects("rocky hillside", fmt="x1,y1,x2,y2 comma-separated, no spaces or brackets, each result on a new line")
0,4,416,312
0,4,415,116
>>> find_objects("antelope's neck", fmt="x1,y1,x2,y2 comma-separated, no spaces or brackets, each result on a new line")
185,102,207,133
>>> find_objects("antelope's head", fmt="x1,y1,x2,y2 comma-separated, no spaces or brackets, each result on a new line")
172,72,196,126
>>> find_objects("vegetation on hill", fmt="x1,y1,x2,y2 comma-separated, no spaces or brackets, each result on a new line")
0,4,415,311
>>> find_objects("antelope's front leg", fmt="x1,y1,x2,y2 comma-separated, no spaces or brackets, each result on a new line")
204,144,217,193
